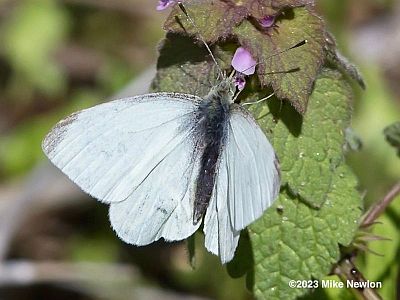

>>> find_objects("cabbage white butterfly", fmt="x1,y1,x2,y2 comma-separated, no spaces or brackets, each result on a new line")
42,5,281,264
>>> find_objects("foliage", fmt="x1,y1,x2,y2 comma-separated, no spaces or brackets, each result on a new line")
247,70,362,299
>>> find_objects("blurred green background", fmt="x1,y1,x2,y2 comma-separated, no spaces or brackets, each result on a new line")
0,0,398,299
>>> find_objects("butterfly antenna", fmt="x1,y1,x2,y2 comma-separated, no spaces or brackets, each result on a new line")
266,39,307,60
239,39,307,75
178,2,224,78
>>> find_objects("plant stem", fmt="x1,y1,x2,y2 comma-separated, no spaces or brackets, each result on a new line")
334,257,382,300
334,182,400,299
362,181,400,226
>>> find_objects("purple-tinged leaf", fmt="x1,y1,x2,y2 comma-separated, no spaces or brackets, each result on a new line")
164,0,313,43
241,0,315,18
164,0,248,43
234,7,325,114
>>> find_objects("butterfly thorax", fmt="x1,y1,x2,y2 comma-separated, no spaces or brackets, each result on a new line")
193,79,234,223
209,78,236,105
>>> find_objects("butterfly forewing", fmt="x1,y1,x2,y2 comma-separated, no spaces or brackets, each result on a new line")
42,93,202,205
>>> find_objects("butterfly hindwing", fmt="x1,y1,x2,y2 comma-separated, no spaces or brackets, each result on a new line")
109,131,203,245
226,107,280,231
203,151,240,264
204,106,280,263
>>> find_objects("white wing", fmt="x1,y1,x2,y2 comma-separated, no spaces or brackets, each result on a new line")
43,93,200,203
43,93,203,243
204,107,280,263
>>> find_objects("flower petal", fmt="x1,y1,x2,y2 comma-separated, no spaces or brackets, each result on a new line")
259,15,275,28
234,74,246,90
156,0,175,11
231,47,256,75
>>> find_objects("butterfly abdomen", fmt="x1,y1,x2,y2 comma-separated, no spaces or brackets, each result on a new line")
193,89,231,223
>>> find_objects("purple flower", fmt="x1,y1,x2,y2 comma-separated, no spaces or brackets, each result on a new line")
259,15,276,28
231,47,256,75
231,47,256,90
234,74,246,91
156,0,175,11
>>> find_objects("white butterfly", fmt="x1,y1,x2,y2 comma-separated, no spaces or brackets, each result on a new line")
42,4,281,263
42,75,280,263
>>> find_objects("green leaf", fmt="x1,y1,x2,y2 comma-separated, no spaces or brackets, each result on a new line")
245,69,362,299
383,121,400,157
234,7,325,114
249,164,362,300
250,69,352,207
